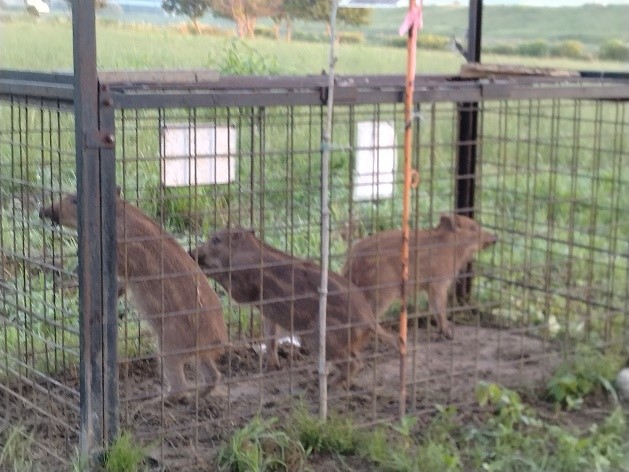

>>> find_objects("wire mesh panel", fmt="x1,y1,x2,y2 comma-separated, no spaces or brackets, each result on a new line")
478,97,628,354
2,72,628,469
111,101,407,467
0,92,79,467
401,97,629,413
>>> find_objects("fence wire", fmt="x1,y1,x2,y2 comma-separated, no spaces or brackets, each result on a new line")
1,74,628,469
0,95,79,467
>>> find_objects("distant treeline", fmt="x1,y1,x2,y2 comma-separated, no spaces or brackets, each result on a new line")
195,21,629,62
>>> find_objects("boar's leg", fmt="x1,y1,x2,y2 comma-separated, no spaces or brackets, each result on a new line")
372,284,400,320
198,351,222,395
428,283,453,339
161,354,190,399
262,317,281,370
328,357,364,388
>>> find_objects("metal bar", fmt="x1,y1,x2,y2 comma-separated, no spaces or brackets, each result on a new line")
0,70,74,84
98,82,119,447
467,0,483,63
3,68,627,107
453,0,484,300
102,82,629,110
107,87,479,109
455,100,478,301
456,101,478,218
481,83,629,100
317,0,337,422
72,0,116,459
580,70,629,80
103,72,628,92
0,79,74,102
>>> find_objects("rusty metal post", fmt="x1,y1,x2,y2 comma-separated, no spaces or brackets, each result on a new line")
399,0,421,420
72,0,118,459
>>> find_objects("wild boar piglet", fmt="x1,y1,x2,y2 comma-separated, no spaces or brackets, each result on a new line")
40,191,228,398
342,214,497,339
190,227,397,384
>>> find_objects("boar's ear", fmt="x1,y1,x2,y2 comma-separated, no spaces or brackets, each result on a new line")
232,226,252,240
438,214,456,232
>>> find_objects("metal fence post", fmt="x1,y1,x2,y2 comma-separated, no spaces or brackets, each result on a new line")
455,0,483,300
98,81,119,446
72,0,119,458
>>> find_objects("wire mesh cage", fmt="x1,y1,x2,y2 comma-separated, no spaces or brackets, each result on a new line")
0,86,80,466
1,71,628,469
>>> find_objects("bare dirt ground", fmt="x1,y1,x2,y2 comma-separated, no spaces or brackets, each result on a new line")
1,324,612,471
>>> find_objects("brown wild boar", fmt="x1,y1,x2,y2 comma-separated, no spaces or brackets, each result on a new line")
189,227,397,383
342,214,497,340
40,190,228,398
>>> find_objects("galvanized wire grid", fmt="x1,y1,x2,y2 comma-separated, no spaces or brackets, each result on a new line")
114,104,406,462
1,75,628,468
0,95,80,467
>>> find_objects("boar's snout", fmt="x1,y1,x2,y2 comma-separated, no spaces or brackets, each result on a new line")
39,205,55,222
189,247,217,271
483,231,498,247
188,247,204,265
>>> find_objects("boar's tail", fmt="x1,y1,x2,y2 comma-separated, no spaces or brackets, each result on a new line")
372,324,399,350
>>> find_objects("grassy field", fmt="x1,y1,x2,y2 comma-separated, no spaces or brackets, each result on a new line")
362,4,629,46
1,15,627,74
27,4,629,47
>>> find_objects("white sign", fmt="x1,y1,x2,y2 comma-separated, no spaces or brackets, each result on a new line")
353,121,397,201
160,124,237,187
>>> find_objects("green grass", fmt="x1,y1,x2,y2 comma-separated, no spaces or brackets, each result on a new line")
101,432,149,472
546,346,623,410
18,4,629,48
216,385,628,471
0,424,36,471
1,16,627,74
217,417,307,472
360,4,629,47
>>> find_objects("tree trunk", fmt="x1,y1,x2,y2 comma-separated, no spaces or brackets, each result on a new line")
286,18,292,42
235,17,246,37
246,16,256,38
192,17,201,34
272,19,281,40
231,2,247,38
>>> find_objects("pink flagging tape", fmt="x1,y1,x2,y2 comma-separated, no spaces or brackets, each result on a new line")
398,5,423,36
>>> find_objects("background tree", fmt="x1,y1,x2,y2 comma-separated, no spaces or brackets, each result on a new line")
282,0,371,37
210,0,283,38
274,0,308,41
162,0,212,34
338,5,371,30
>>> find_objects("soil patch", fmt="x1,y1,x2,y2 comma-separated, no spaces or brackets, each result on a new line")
0,326,587,470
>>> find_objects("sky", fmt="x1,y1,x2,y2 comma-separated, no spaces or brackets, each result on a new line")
5,0,629,9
